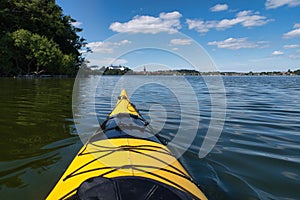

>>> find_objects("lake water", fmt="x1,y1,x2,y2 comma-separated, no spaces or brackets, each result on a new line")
0,76,299,200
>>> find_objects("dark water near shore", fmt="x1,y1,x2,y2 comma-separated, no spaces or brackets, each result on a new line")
0,76,299,199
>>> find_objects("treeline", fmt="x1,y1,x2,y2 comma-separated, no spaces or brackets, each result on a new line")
80,65,132,75
294,70,300,75
221,69,300,76
103,68,132,75
0,0,86,76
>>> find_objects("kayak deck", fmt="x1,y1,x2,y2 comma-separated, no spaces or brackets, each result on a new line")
109,89,140,117
46,138,206,199
46,89,207,200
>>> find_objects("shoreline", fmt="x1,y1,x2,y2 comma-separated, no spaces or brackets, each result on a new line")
1,74,299,79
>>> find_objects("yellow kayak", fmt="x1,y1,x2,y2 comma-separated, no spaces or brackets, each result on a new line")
46,89,207,200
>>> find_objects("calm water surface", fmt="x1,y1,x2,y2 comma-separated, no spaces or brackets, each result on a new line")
0,76,299,200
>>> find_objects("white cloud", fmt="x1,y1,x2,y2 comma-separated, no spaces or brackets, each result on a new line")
87,40,131,53
170,38,192,45
293,23,300,28
210,4,228,12
283,28,300,38
272,50,284,55
236,11,272,27
187,10,271,33
208,37,266,50
119,40,131,45
186,19,214,33
265,0,300,9
71,21,83,27
283,44,300,48
109,11,182,34
87,42,113,53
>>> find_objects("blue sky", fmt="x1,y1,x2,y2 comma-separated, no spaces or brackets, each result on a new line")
57,0,300,72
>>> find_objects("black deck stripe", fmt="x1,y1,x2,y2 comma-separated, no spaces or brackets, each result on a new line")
128,149,189,177
63,150,117,181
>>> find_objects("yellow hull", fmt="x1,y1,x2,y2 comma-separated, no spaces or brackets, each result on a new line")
109,89,140,117
46,90,207,200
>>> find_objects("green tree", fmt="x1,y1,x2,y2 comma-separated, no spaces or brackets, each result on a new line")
9,29,75,75
0,0,86,76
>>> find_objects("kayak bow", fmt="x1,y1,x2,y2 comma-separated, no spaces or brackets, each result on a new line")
46,89,207,200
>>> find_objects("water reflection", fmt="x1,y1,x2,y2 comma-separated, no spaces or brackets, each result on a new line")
0,78,80,199
0,78,76,161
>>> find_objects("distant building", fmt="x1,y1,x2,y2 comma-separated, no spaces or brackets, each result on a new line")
108,65,125,71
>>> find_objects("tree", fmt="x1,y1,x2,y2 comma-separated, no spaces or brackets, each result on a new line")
0,0,86,76
294,69,300,75
9,29,75,75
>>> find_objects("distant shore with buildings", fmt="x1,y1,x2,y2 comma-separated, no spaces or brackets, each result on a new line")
84,65,300,76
